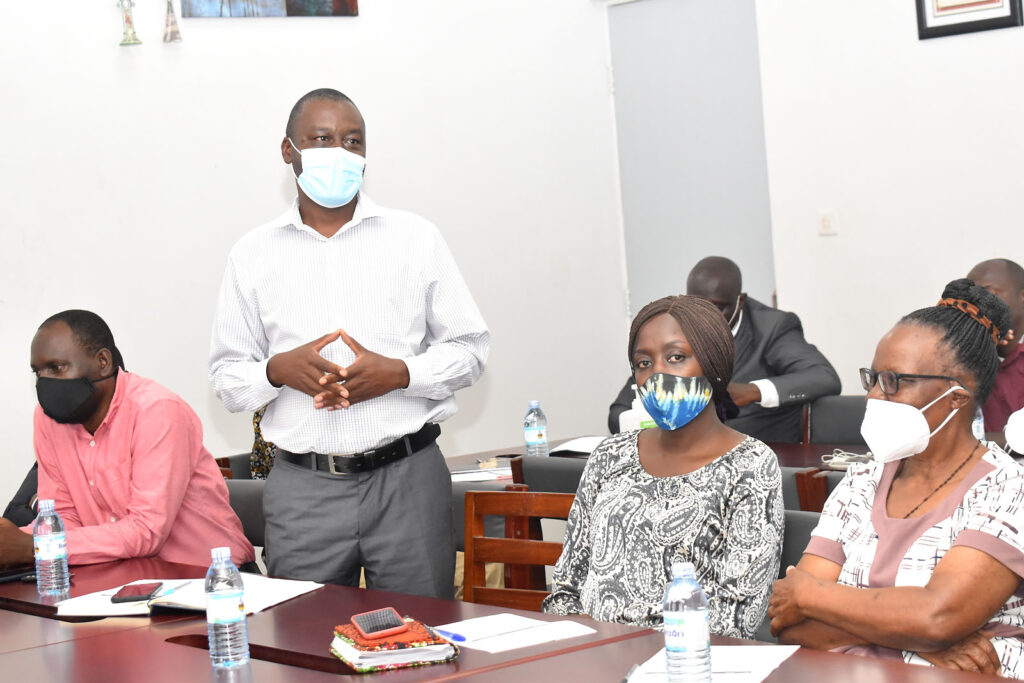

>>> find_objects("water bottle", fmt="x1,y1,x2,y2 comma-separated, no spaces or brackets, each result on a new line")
33,499,70,596
619,384,656,432
524,400,549,457
205,546,249,668
663,561,711,682
972,406,986,441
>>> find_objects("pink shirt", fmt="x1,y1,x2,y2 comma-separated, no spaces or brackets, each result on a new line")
984,344,1024,432
30,370,254,567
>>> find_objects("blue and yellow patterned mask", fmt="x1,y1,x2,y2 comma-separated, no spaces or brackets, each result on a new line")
636,373,713,431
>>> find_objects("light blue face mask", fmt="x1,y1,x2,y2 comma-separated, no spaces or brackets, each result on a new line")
636,372,713,431
289,138,365,208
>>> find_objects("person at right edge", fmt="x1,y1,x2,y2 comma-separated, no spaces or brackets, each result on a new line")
967,258,1024,436
608,256,840,442
769,279,1024,677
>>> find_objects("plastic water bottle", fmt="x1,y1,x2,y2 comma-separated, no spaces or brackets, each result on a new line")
619,384,656,432
972,406,986,441
524,400,549,457
33,499,70,596
663,561,711,682
205,546,249,668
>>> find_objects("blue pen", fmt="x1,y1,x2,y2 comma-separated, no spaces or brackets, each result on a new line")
434,629,466,642
154,580,192,600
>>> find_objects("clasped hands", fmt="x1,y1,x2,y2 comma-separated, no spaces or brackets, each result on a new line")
266,330,410,410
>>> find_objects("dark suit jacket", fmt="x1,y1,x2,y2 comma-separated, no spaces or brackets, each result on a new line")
608,297,841,442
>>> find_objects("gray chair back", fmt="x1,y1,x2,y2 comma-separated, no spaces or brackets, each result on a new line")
451,480,509,552
778,466,805,510
754,508,822,642
808,396,867,445
519,456,588,494
225,479,265,547
781,509,821,576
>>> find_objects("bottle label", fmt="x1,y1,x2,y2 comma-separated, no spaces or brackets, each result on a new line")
207,591,246,624
664,610,709,653
34,532,67,561
525,427,547,446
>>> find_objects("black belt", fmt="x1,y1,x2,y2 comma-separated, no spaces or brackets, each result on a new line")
276,423,440,476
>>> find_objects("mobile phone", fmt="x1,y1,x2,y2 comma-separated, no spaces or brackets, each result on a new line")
111,582,163,603
350,607,409,639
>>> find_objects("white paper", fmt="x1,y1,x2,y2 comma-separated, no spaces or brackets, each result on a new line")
450,467,513,482
56,574,321,617
628,645,799,682
434,613,596,653
551,436,607,455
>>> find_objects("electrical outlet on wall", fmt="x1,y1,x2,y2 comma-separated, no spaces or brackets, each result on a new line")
818,211,839,236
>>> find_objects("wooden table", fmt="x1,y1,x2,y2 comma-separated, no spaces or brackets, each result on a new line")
0,558,650,681
0,557,1000,682
478,631,1001,683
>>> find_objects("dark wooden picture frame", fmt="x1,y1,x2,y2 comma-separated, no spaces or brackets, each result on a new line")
916,0,1022,39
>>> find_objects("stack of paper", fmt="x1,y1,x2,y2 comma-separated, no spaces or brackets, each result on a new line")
56,574,321,617
627,645,799,682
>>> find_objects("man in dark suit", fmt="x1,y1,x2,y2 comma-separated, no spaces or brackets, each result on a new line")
609,256,841,442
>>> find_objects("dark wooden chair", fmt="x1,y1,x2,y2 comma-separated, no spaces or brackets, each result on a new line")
463,489,575,611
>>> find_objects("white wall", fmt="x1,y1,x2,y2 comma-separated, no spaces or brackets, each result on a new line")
0,1,627,505
609,0,777,313
755,0,1024,394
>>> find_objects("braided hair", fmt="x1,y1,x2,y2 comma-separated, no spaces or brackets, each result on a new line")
901,278,1010,403
628,295,739,420
40,310,126,371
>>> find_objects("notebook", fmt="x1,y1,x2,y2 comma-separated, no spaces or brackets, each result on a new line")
329,618,458,673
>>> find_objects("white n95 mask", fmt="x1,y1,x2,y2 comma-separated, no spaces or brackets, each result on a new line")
1005,408,1024,454
289,138,365,209
860,386,964,463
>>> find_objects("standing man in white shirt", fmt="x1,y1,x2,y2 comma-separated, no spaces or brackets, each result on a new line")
209,88,489,599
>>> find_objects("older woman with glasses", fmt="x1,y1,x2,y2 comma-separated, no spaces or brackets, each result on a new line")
768,279,1024,677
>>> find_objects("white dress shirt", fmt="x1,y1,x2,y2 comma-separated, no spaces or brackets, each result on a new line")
209,194,490,454
732,309,780,408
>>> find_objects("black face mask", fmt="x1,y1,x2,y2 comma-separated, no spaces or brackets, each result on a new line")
36,372,116,424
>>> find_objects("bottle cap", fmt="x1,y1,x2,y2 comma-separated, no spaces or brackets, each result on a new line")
528,400,540,409
37,499,55,514
671,561,696,579
210,546,231,561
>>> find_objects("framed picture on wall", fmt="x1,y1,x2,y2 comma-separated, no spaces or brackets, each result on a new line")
916,0,1022,39
182,0,358,17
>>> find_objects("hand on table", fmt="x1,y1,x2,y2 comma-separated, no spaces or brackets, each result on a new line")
266,331,348,403
917,630,1001,675
769,565,819,635
314,330,410,410
0,518,34,566
727,382,761,407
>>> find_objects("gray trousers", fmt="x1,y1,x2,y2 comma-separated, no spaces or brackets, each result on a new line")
263,441,455,600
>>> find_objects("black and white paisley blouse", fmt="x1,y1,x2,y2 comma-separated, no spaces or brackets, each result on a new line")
542,430,783,637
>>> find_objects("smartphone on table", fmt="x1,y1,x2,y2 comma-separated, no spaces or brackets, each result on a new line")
110,582,164,603
350,607,409,639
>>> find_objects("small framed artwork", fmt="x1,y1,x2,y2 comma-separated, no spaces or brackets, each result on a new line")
916,0,1022,39
182,0,358,17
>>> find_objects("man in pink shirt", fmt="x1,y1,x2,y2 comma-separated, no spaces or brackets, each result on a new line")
0,310,254,569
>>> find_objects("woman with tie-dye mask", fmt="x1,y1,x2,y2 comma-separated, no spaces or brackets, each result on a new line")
543,295,784,637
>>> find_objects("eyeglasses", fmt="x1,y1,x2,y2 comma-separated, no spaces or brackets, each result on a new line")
858,368,960,396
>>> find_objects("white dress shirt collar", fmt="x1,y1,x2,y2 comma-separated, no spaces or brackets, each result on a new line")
731,308,743,337
277,193,385,240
